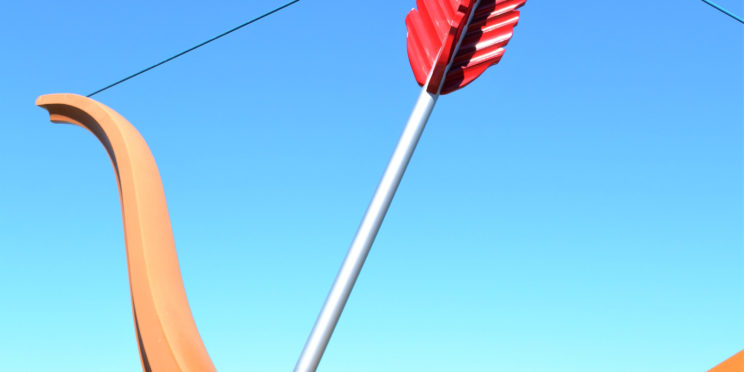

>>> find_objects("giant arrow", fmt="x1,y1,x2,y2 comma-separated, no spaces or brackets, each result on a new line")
295,1,527,370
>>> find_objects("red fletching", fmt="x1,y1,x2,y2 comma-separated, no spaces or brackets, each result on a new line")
406,0,526,94
405,0,477,93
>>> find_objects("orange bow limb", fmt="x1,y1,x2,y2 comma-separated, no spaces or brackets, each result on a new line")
709,350,744,372
36,94,216,372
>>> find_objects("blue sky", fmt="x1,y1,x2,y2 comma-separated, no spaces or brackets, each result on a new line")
0,1,742,371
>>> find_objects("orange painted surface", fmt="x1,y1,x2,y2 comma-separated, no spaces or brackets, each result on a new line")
34,93,741,372
37,93,216,372
709,350,744,372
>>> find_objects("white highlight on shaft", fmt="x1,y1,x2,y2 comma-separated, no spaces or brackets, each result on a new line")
294,2,483,371
294,87,438,372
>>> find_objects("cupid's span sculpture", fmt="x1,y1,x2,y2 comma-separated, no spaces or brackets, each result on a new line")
35,93,744,372
37,94,216,372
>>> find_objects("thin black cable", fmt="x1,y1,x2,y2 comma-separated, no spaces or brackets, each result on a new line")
88,0,301,97
701,0,744,24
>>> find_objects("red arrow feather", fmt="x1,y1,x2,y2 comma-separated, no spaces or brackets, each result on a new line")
406,0,526,94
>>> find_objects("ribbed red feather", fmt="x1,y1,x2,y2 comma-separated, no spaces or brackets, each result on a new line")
406,0,526,94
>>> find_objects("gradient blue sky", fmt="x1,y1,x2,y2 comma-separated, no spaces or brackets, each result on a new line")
0,1,742,371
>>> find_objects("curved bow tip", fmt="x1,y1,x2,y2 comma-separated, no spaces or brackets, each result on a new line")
35,93,101,127
36,92,89,109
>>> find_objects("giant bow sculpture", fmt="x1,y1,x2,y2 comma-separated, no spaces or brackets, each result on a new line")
37,94,216,372
34,3,741,369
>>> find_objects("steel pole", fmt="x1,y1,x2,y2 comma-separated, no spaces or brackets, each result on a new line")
294,87,438,372
295,3,482,369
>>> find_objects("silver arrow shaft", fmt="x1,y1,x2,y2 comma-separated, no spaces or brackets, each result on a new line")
294,86,438,372
294,2,483,370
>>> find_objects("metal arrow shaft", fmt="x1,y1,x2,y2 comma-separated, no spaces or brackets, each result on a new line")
293,86,438,372
294,2,482,371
